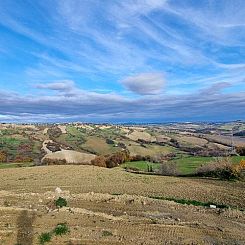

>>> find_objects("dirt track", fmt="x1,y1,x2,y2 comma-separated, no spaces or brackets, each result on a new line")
0,165,244,244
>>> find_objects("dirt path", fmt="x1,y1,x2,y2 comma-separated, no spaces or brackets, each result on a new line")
41,139,53,154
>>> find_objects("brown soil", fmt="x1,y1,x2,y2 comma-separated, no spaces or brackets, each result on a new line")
0,165,244,245
42,150,96,164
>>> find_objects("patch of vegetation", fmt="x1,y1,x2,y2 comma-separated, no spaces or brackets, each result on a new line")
82,136,117,155
149,196,229,209
38,223,70,244
91,150,130,168
55,197,67,208
196,158,245,180
236,146,245,156
53,223,70,236
39,232,52,245
158,162,179,176
121,161,160,171
0,162,34,169
56,126,86,151
102,230,113,237
171,156,244,175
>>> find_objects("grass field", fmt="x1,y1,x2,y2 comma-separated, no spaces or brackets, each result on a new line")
126,143,176,156
81,136,118,155
174,156,245,174
121,156,245,174
121,161,160,171
0,162,34,169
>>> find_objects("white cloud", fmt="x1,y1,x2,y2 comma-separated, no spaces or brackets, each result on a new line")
121,72,165,95
0,0,244,123
36,80,75,92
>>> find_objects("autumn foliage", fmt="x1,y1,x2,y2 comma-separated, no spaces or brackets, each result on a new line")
236,146,245,156
196,157,245,180
91,156,107,167
0,151,7,162
91,150,130,168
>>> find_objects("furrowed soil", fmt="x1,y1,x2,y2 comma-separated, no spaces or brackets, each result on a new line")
0,165,244,245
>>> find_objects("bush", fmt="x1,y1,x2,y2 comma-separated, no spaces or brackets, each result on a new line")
106,139,114,144
170,138,179,147
130,154,145,162
0,151,7,162
42,158,67,165
46,142,61,152
55,197,67,208
91,150,131,168
47,127,62,139
147,164,153,172
53,223,70,236
118,142,127,149
158,162,179,176
39,232,52,244
196,157,244,180
14,155,33,163
232,160,245,178
102,230,113,236
91,156,107,167
106,150,130,168
236,146,245,156
38,223,70,244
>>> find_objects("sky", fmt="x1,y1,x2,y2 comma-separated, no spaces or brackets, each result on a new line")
0,0,244,123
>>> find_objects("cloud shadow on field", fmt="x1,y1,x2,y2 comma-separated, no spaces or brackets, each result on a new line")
16,210,36,245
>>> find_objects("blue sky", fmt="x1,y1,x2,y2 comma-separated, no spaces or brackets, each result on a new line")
0,0,244,122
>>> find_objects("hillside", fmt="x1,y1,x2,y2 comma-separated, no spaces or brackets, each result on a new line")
0,122,244,171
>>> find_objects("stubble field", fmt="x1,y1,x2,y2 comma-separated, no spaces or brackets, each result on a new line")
0,165,244,244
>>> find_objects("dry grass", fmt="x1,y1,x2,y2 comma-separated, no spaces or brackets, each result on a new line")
177,135,208,146
0,165,244,244
82,136,117,155
0,165,244,208
127,143,174,156
42,150,96,164
57,125,67,134
127,130,156,142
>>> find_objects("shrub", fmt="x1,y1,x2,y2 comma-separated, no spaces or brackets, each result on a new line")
55,197,67,208
46,142,61,152
118,142,127,149
106,139,114,144
170,138,179,147
0,151,7,162
91,156,107,167
39,232,52,244
47,127,62,139
158,162,179,176
232,160,245,178
236,146,245,156
14,155,33,163
147,164,153,172
106,150,130,168
102,230,113,236
53,223,70,236
196,157,244,180
130,154,145,162
92,150,130,168
42,158,67,165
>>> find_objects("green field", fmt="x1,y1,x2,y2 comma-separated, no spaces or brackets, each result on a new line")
121,161,160,171
0,162,34,169
121,156,245,175
174,156,244,174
